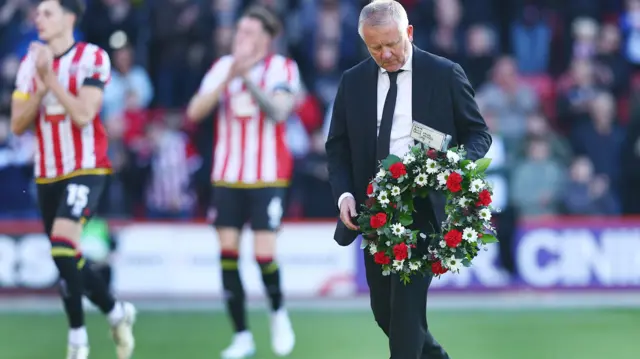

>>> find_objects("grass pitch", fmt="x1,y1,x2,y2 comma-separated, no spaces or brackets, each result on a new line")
1,309,638,359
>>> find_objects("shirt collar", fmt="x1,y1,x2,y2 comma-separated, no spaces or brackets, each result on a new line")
379,44,413,73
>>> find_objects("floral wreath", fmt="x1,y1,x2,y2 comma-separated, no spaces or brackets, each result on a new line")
357,144,498,284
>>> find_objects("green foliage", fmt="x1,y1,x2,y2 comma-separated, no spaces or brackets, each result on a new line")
475,158,492,173
381,155,402,170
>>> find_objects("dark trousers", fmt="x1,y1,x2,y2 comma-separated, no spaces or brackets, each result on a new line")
365,197,450,359
364,253,449,359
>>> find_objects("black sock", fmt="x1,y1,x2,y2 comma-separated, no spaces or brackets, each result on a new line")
81,260,116,314
51,237,85,329
221,251,247,333
257,256,283,311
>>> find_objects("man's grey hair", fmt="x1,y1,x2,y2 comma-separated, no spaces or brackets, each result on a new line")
358,0,409,38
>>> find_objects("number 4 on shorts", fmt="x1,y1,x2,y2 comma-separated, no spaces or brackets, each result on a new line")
66,183,90,218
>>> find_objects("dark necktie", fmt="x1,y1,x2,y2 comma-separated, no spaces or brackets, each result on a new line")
376,70,403,161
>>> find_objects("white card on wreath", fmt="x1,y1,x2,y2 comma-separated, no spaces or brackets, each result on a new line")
410,121,452,151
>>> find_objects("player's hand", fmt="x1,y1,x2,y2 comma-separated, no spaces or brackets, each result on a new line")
33,73,47,96
228,41,262,79
339,196,359,231
33,44,53,79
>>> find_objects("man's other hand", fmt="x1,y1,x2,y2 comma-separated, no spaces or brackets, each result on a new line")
339,196,359,231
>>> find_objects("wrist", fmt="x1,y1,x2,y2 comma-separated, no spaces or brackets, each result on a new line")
43,73,57,86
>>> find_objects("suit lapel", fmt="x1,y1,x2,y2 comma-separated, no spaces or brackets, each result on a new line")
411,46,436,130
363,59,379,166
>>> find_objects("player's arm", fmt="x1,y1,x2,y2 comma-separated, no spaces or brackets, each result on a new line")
43,75,103,128
187,58,232,122
42,47,111,128
243,59,300,123
11,90,45,135
10,52,45,135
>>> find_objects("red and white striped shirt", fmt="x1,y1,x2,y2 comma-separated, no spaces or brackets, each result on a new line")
198,54,301,188
15,42,111,183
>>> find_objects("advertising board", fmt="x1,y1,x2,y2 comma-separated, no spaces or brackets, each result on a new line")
112,223,357,298
1,218,639,298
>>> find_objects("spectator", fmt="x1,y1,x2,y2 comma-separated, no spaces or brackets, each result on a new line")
518,113,573,165
511,136,565,217
560,156,621,215
570,17,599,61
556,58,602,131
619,0,640,68
570,91,625,195
621,92,640,214
462,24,498,88
594,23,630,96
103,43,154,121
476,56,539,150
510,4,551,74
426,0,466,64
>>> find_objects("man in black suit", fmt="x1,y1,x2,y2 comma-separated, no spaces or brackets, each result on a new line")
325,1,492,358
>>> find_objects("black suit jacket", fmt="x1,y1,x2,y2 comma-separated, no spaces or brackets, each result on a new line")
325,46,492,246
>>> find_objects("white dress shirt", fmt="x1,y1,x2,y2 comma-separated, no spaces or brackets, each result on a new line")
338,46,415,209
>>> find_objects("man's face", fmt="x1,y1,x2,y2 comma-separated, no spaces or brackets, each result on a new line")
35,1,71,42
361,22,412,72
232,17,269,55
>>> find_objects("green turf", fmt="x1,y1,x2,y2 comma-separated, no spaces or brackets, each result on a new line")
1,309,639,359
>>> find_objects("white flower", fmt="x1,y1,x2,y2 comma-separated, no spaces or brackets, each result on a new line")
390,186,401,196
390,223,405,236
446,151,460,164
414,172,428,187
393,259,405,271
376,169,386,179
377,190,390,206
369,244,378,254
465,162,477,171
382,269,391,276
462,227,478,243
409,261,420,271
446,256,463,272
470,179,485,193
437,170,450,186
403,153,416,165
478,208,492,221
385,241,392,246
458,197,468,207
439,240,446,248
425,159,440,174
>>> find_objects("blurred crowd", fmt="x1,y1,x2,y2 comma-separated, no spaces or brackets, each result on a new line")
1,0,640,223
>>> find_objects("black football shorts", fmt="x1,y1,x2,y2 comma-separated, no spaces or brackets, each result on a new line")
36,175,108,237
212,186,286,231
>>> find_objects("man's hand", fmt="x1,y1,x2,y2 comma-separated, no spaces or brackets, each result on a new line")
33,43,53,80
339,196,359,231
33,73,47,96
228,41,263,80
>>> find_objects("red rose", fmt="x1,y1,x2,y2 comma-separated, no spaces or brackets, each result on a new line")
369,213,388,229
393,242,409,261
374,251,391,265
367,183,374,196
431,261,448,275
389,162,407,179
365,198,377,208
446,172,463,192
427,149,438,159
476,189,492,207
444,229,463,248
